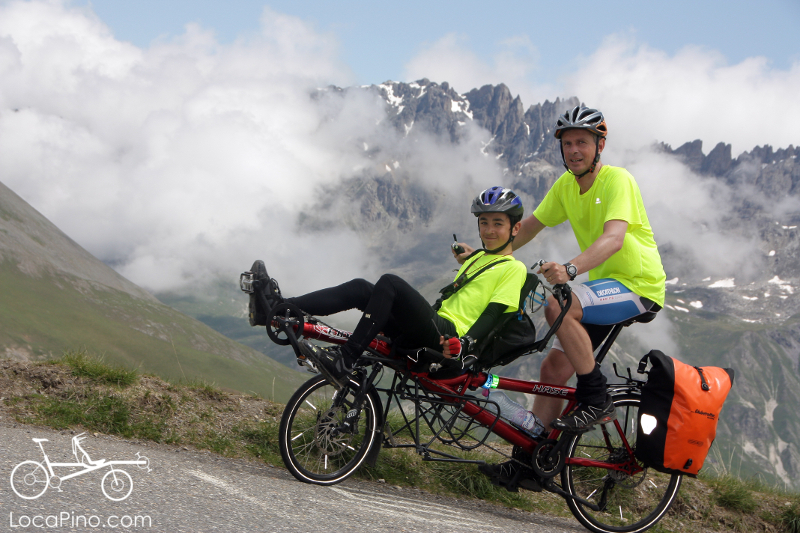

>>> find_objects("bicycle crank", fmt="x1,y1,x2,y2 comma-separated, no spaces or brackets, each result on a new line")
531,438,566,479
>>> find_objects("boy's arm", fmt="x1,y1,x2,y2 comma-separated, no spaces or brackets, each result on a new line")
441,302,506,357
463,302,506,343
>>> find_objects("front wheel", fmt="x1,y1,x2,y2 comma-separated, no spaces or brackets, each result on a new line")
279,374,381,485
562,394,682,533
101,469,133,501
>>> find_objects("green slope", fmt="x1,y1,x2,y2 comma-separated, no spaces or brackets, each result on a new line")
0,261,306,401
1,179,306,402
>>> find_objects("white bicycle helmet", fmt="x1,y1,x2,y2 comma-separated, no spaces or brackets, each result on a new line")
554,106,608,139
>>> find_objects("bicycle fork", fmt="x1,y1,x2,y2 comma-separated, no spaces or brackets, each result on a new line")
336,363,382,435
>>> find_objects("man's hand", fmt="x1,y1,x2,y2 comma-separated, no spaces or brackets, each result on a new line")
440,336,462,359
538,261,571,285
452,242,475,264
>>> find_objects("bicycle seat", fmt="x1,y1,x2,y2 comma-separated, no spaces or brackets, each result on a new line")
621,309,659,326
32,438,49,443
72,434,103,466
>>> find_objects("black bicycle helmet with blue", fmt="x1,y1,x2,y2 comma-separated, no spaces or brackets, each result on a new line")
471,186,524,253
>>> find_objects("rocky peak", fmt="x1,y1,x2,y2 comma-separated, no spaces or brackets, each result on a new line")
660,140,799,199
371,79,473,142
463,84,515,135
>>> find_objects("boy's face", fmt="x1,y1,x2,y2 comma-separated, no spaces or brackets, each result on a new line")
478,212,518,249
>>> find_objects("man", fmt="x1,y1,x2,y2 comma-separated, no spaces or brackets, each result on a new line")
465,106,665,491
459,105,665,432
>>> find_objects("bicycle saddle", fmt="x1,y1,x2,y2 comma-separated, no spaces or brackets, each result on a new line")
625,309,659,325
72,434,103,466
32,438,49,443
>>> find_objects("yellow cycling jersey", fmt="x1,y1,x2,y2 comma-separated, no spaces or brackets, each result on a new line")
437,251,527,337
533,165,666,306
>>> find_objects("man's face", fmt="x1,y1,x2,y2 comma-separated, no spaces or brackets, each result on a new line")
560,129,605,176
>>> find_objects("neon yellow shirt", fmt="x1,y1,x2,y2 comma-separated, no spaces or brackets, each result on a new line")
437,251,527,337
533,165,666,306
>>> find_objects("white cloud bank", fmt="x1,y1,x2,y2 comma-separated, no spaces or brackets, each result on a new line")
0,0,379,293
0,0,795,303
406,33,799,156
567,36,800,155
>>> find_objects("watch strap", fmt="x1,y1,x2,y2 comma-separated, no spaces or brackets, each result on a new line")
564,262,577,281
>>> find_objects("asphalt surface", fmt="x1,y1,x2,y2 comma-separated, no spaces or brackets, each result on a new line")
1,421,584,532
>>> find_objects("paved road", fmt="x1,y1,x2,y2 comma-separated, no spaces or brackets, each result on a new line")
0,422,583,532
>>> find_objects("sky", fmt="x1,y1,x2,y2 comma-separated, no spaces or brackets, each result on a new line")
0,0,798,314
83,0,800,92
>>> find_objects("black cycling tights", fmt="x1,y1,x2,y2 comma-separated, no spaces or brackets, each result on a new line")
286,274,457,360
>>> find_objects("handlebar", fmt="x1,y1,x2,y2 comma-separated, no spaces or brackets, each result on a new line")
411,346,477,372
527,261,573,353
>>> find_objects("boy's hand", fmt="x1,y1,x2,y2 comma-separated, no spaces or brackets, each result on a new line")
452,243,475,264
439,336,462,359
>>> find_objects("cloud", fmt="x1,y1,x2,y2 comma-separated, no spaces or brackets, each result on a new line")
0,1,513,300
403,33,556,105
0,0,791,308
565,36,800,155
612,146,760,279
0,0,382,293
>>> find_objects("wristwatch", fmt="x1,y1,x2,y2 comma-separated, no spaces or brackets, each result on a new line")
563,262,578,281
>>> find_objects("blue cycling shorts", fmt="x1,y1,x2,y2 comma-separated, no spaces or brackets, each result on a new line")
572,279,657,326
550,279,660,354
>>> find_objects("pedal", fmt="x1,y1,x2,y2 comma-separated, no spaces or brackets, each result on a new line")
297,356,318,374
240,271,255,293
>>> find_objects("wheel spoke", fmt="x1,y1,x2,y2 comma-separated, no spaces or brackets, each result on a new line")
562,394,682,533
279,375,379,485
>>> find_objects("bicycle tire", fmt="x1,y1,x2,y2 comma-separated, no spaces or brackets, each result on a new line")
10,460,50,500
562,394,682,533
279,374,381,485
101,469,133,501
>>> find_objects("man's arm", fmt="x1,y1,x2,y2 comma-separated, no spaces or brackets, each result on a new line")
539,219,628,284
511,214,546,251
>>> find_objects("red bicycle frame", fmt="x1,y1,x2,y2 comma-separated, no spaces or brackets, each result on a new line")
295,319,643,476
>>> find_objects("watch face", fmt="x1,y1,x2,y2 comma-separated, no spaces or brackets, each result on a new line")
566,264,577,278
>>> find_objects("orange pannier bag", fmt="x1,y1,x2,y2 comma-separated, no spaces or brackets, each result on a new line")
635,350,735,476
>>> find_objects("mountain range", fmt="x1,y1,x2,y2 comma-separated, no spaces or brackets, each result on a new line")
2,77,798,489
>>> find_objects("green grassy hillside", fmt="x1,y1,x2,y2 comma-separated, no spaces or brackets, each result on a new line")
1,179,306,402
0,261,306,401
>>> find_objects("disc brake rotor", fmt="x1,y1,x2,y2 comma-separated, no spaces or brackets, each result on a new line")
314,407,354,457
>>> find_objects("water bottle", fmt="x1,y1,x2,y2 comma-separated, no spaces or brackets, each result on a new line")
481,388,542,438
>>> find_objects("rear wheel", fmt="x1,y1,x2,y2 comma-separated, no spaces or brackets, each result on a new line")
562,394,681,533
279,374,380,485
10,460,49,500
